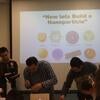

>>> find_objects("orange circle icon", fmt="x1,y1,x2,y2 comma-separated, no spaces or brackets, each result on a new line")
84,48,96,59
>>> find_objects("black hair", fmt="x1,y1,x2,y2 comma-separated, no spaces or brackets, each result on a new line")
81,80,93,91
70,57,83,68
0,47,8,54
26,56,38,66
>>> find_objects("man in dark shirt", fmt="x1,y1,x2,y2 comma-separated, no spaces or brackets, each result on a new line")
0,61,7,97
60,57,97,100
0,47,19,97
23,56,57,92
95,67,100,100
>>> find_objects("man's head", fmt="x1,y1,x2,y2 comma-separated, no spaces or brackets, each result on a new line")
26,56,38,72
0,47,9,62
70,57,84,72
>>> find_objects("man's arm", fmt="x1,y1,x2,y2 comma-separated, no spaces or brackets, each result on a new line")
40,61,57,88
7,61,19,80
60,70,74,96
86,62,97,77
23,67,31,89
13,61,18,74
59,71,74,100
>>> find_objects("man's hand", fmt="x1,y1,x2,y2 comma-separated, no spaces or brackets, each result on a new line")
31,83,42,91
4,73,12,77
9,74,20,80
25,80,31,89
59,95,64,100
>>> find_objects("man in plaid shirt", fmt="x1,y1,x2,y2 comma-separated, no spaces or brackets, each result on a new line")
23,56,57,92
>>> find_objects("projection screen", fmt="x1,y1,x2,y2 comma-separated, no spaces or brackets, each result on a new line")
12,1,100,90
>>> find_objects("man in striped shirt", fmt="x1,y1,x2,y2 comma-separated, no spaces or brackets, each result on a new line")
23,56,57,92
60,57,97,100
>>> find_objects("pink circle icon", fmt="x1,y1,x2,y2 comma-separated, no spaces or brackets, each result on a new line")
66,31,79,44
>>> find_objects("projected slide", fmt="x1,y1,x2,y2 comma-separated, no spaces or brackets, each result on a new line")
20,10,100,63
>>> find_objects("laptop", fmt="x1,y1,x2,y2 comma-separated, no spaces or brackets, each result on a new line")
30,93,50,100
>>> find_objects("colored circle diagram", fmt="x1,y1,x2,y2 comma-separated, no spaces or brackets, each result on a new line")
84,30,95,42
66,31,79,44
84,48,96,59
52,48,63,60
37,32,47,42
49,31,61,42
38,48,48,58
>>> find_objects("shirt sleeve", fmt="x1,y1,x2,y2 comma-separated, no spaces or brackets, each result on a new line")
41,61,57,88
13,61,18,74
0,62,6,76
23,67,30,81
88,62,98,78
8,60,18,75
92,64,98,77
61,70,74,96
